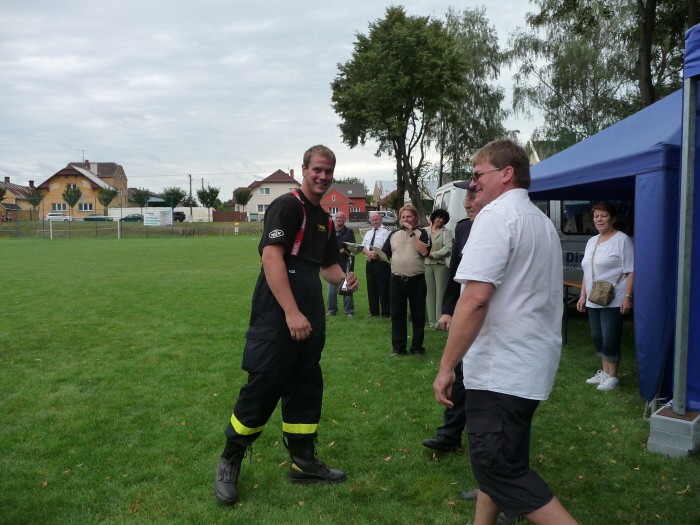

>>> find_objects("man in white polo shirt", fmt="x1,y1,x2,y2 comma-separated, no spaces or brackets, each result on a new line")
433,140,577,525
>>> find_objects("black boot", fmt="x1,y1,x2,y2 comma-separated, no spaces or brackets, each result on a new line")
214,441,247,505
284,434,347,484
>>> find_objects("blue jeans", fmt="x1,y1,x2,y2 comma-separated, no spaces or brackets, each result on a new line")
327,282,354,315
588,307,622,362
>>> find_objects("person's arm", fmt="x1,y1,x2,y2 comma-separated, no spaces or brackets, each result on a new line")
261,244,312,341
576,277,587,312
621,271,634,314
411,227,430,257
434,280,495,407
320,263,357,291
430,229,453,261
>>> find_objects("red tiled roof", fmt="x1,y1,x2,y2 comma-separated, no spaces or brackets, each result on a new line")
248,169,299,189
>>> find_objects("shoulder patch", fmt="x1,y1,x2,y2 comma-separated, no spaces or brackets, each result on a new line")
269,229,284,239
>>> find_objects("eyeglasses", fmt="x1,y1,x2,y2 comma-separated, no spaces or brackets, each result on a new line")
471,167,505,182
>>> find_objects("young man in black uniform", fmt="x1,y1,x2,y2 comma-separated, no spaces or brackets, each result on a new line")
214,145,358,506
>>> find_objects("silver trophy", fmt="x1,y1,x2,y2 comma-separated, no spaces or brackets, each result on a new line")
338,242,363,296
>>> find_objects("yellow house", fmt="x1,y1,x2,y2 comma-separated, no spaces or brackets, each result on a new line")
0,176,35,221
37,161,129,219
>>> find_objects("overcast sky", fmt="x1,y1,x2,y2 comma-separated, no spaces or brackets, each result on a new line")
0,0,539,201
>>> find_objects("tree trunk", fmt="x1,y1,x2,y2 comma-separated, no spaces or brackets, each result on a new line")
637,0,657,107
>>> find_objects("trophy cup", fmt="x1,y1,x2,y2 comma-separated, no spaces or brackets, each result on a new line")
338,242,363,296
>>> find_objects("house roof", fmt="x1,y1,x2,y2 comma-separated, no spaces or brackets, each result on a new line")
68,161,123,178
1,203,22,211
374,180,397,198
328,183,366,198
38,164,115,191
0,179,32,200
249,169,299,190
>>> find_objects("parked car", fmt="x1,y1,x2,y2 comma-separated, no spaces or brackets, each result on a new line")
368,210,397,226
83,214,114,222
45,212,74,222
173,211,186,222
120,214,143,222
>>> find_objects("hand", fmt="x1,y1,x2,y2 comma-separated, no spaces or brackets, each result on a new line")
437,314,452,331
286,311,312,341
433,369,456,408
620,296,632,314
344,271,359,292
576,296,586,312
401,221,413,231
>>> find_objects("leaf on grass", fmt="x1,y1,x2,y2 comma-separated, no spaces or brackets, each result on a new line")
350,486,358,493
62,469,70,474
298,501,304,507
578,475,585,480
179,421,187,426
537,454,544,463
279,460,288,468
329,441,336,447
383,455,392,462
633,466,640,471
332,419,338,424
212,393,218,397
447,500,456,506
253,484,260,490
612,426,619,433
352,402,358,408
41,481,48,487
676,484,690,495
610,459,617,464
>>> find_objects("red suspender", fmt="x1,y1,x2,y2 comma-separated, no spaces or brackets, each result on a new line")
289,190,332,257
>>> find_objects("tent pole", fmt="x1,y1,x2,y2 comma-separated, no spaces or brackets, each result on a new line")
674,77,697,416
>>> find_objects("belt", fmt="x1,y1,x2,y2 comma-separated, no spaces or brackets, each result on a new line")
392,274,423,282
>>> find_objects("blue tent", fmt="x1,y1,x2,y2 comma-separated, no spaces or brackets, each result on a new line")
529,26,700,411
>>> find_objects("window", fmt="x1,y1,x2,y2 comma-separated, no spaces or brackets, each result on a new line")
559,200,634,236
67,183,78,190
331,195,336,201
259,188,270,195
350,206,360,213
258,204,269,213
51,203,67,211
329,207,339,215
78,202,94,212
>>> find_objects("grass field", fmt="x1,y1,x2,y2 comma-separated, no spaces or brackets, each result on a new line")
1,237,698,524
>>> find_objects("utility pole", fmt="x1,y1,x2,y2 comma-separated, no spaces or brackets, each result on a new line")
201,178,204,190
188,174,193,222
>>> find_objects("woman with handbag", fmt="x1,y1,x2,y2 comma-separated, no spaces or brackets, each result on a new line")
576,201,634,391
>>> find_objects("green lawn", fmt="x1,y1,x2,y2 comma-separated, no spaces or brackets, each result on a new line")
1,237,698,524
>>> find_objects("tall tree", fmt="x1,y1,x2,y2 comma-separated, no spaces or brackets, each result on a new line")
197,185,220,222
132,188,151,214
97,187,118,215
332,6,467,219
25,187,44,221
62,186,82,219
233,187,253,213
161,187,187,209
510,0,689,144
428,7,510,185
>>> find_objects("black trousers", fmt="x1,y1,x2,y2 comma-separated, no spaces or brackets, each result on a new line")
226,259,325,447
437,362,466,441
390,273,427,353
366,260,391,316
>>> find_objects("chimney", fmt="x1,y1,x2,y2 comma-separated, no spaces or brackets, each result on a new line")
29,180,35,188
290,169,295,179
3,176,9,183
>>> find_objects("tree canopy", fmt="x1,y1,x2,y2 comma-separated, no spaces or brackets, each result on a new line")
197,185,220,221
97,187,118,215
161,187,187,209
233,187,253,212
131,188,151,213
332,6,468,219
62,186,82,217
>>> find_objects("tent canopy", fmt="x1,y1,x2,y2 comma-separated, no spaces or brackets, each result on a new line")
528,85,697,408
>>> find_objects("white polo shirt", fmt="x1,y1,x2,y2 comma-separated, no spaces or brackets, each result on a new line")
455,188,563,400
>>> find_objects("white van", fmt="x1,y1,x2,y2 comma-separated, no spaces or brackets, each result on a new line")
432,182,633,282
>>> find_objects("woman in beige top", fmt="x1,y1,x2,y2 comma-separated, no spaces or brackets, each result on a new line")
425,208,453,329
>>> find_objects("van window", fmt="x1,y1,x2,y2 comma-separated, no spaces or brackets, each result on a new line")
531,200,549,216
560,200,634,236
439,190,451,211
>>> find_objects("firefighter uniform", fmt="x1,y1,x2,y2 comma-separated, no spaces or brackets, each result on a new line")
225,189,338,447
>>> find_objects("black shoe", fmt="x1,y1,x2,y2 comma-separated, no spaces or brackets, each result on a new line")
459,488,478,500
389,350,407,357
410,348,425,356
284,435,347,484
422,434,460,452
214,442,247,505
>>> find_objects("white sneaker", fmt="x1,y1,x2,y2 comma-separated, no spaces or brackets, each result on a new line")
586,370,609,385
597,376,620,391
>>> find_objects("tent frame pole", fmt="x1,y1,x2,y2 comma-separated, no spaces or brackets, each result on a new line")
674,77,697,416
